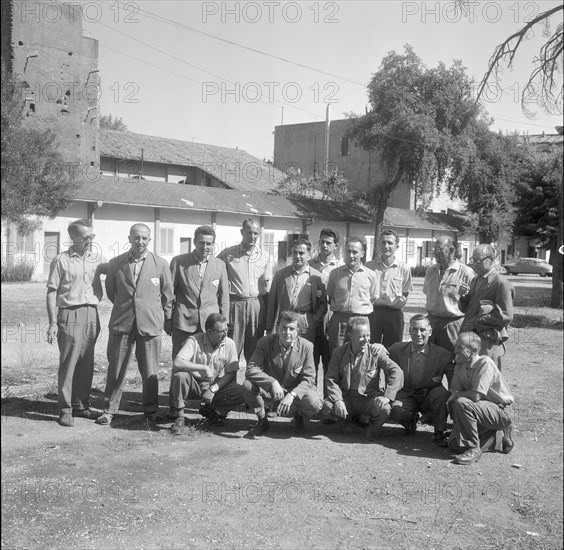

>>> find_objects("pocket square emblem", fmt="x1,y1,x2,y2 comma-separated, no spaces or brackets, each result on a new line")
212,279,220,288
151,278,160,286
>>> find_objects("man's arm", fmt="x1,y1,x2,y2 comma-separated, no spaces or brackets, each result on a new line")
378,353,404,402
46,289,58,344
325,347,344,403
245,338,277,391
291,342,317,398
218,261,230,315
475,279,515,329
312,276,328,324
160,259,174,321
265,271,280,333
105,260,116,303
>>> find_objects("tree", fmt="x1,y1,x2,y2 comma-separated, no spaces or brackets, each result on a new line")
347,45,485,256
514,149,563,307
276,168,351,202
1,63,77,236
456,125,532,244
99,114,128,131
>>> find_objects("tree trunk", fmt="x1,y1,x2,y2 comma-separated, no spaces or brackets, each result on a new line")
371,188,391,259
549,172,563,309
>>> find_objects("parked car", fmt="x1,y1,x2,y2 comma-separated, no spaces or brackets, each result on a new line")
502,258,553,277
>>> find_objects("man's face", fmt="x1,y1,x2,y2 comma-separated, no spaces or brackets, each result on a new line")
292,244,310,269
381,235,398,261
434,238,453,268
349,324,371,351
319,235,337,259
345,241,364,269
70,225,95,254
128,225,151,256
278,320,298,347
409,320,431,349
454,342,473,365
471,249,494,277
207,321,229,347
195,234,215,259
241,222,261,247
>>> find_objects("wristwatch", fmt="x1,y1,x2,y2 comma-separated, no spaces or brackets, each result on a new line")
209,385,218,393
289,391,297,398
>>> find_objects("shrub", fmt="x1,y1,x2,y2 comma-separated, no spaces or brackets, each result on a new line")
411,265,429,277
1,259,35,282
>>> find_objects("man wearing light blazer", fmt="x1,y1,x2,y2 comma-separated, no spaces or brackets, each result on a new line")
96,223,174,426
266,238,327,343
165,225,229,359
243,310,323,438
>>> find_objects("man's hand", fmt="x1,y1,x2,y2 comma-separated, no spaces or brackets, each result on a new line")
47,325,57,344
446,392,458,407
392,295,407,309
201,389,215,405
200,366,215,382
277,393,295,416
458,283,470,297
369,343,386,355
334,400,348,419
270,381,285,400
375,396,390,408
164,319,173,336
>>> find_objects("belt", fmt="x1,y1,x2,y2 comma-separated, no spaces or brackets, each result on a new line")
230,295,259,302
427,313,463,321
292,308,313,315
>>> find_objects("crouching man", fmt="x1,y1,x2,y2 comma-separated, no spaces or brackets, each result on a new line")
389,314,454,445
445,332,515,465
168,313,244,434
243,311,322,438
323,317,403,440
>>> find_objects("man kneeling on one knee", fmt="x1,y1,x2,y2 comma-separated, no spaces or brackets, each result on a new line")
243,310,322,438
323,317,403,440
168,313,244,434
389,314,454,445
446,332,515,465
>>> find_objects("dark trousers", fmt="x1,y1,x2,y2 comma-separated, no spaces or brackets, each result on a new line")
390,386,450,432
103,326,161,416
57,305,100,414
322,391,391,431
313,331,331,397
171,327,201,359
427,315,463,355
228,296,264,362
370,306,404,348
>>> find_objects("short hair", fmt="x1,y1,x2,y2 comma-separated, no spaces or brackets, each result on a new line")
194,225,216,242
435,235,462,260
319,228,339,244
242,218,259,230
130,223,151,236
292,238,312,252
409,314,431,329
277,310,300,326
456,332,482,353
68,219,91,237
347,316,370,333
205,312,227,331
381,229,398,244
345,236,364,247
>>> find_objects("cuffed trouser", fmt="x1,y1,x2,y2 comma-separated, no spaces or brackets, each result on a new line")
390,386,450,432
449,397,512,449
171,327,201,359
228,296,263,361
370,306,404,348
57,305,100,414
241,380,322,418
169,372,244,415
427,315,463,354
322,391,391,431
313,330,331,397
103,326,161,416
328,312,369,353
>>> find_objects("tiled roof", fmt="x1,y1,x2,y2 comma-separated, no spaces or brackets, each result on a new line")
99,129,285,193
75,176,464,231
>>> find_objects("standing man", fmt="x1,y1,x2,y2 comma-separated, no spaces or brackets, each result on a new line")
323,317,403,440
46,219,105,427
326,237,378,352
459,244,514,370
168,313,244,434
96,223,174,426
423,236,475,354
366,230,412,348
166,225,229,359
266,238,327,343
243,311,322,438
389,315,453,445
309,228,342,384
218,218,271,362
445,332,515,465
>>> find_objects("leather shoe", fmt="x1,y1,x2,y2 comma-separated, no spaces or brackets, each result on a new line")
366,419,382,441
454,448,482,465
171,417,186,435
323,417,338,425
146,412,165,424
58,413,74,427
72,408,96,420
294,413,305,434
502,423,515,454
167,407,183,420
404,413,419,435
434,431,450,447
245,417,270,439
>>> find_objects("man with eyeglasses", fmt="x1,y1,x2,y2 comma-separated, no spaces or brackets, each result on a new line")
459,244,515,370
46,219,106,427
168,313,244,434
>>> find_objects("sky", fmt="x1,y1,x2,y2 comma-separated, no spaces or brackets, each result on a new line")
82,0,563,161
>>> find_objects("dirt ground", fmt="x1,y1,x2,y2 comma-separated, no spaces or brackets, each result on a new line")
1,278,563,550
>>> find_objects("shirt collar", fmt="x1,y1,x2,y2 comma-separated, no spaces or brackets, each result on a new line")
315,255,338,267
410,343,429,355
293,264,310,275
69,246,89,258
129,251,148,262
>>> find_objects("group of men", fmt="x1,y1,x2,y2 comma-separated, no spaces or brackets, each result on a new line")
47,217,515,465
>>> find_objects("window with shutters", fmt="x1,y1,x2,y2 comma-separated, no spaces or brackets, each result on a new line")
160,228,174,255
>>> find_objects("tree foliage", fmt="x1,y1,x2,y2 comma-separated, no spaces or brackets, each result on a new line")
99,113,128,131
1,63,77,235
347,45,485,255
276,168,351,202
